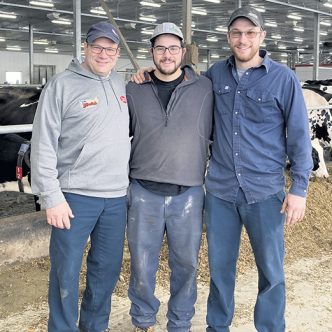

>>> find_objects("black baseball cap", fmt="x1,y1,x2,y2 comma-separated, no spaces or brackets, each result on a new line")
86,21,120,44
227,6,264,29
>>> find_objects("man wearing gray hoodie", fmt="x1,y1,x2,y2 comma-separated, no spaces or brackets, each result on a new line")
31,21,130,332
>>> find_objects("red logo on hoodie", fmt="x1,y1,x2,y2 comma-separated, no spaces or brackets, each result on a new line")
120,95,127,104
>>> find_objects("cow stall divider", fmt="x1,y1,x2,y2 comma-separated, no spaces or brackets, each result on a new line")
0,124,49,265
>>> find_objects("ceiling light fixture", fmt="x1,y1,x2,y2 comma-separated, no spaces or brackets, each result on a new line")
320,31,328,36
320,21,331,26
0,12,17,19
139,16,157,22
0,37,6,42
204,0,221,3
206,36,218,42
29,1,54,8
215,26,228,32
211,54,220,58
141,29,154,35
51,19,72,25
278,45,286,50
34,39,49,45
137,54,147,59
265,22,277,27
287,14,301,20
138,48,149,53
6,46,21,51
324,2,332,9
140,1,161,8
192,8,207,16
294,37,303,43
45,47,58,53
293,27,304,32
90,7,106,15
271,34,282,39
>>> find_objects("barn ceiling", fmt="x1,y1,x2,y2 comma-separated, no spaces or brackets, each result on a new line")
0,0,332,66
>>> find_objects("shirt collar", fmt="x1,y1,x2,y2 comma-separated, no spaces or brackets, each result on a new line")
226,49,270,73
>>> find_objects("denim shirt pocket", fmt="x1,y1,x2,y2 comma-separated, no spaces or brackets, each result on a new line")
213,84,232,115
245,89,276,123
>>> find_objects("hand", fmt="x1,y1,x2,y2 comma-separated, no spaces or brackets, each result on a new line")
46,201,74,230
131,66,155,84
280,193,306,226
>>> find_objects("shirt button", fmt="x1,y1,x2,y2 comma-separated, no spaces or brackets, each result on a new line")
237,91,240,94
258,98,261,101
235,111,238,115
238,173,241,176
234,132,238,135
235,153,238,156
246,72,248,75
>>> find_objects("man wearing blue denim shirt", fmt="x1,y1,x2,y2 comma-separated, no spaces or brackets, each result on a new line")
204,6,313,332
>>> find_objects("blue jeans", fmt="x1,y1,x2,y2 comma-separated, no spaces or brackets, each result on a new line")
127,181,204,332
48,193,127,332
204,190,286,332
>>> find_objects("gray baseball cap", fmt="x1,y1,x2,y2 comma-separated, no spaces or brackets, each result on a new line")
150,22,183,42
86,21,120,44
227,6,264,29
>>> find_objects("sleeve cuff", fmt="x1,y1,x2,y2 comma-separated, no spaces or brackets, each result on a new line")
39,189,66,209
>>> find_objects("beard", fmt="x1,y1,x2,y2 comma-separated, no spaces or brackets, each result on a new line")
153,57,182,76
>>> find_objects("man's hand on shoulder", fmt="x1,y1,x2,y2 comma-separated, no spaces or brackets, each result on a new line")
280,193,306,226
131,66,155,84
46,201,74,230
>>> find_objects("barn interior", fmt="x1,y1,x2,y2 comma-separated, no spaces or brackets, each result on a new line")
0,1,332,331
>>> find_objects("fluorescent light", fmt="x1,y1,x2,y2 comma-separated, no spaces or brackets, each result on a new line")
141,29,154,35
90,7,106,15
320,31,328,36
6,46,21,51
140,1,161,7
271,34,282,39
137,54,147,59
298,48,305,52
0,12,17,19
280,53,288,57
51,19,71,25
294,37,303,43
320,21,331,26
293,27,304,32
139,16,157,22
138,48,149,53
215,26,227,32
211,54,220,58
204,0,220,3
265,22,277,27
324,2,332,9
192,8,207,16
0,37,5,42
278,45,286,50
280,59,287,63
45,48,58,53
287,14,301,20
29,1,54,8
33,39,49,45
206,37,218,42
254,6,266,13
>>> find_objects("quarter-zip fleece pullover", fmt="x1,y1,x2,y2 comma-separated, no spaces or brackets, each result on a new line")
126,65,213,186
31,58,130,209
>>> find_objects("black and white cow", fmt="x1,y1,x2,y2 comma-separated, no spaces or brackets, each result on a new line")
302,88,332,177
0,85,41,197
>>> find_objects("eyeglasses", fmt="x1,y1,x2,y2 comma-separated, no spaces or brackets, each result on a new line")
153,45,182,55
228,30,263,39
88,44,118,56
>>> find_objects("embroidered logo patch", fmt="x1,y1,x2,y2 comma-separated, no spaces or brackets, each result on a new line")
120,95,127,104
80,97,98,109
